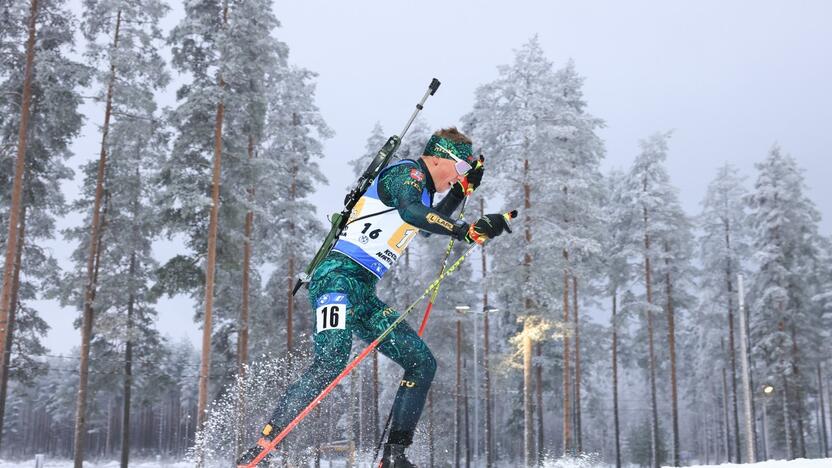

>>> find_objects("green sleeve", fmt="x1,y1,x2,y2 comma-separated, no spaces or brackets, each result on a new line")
377,163,465,238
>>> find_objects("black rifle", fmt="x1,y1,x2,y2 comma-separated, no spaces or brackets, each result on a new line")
292,78,441,295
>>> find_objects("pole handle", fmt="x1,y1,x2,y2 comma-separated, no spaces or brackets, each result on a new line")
429,78,441,95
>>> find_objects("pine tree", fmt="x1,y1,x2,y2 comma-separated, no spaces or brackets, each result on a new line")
256,64,331,358
621,131,677,468
56,0,169,463
164,0,231,432
603,168,633,468
0,0,39,385
163,0,303,432
652,184,697,467
463,37,605,458
548,60,606,454
746,144,824,459
697,163,751,462
0,0,88,448
348,122,387,181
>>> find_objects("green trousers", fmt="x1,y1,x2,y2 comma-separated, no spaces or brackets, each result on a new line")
267,252,436,446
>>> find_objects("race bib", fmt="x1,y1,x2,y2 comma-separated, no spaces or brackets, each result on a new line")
315,293,349,333
332,161,430,279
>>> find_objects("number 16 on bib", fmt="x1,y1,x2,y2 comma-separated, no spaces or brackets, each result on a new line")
315,293,349,333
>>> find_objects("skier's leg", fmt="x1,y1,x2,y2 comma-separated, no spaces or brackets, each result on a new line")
354,297,437,448
264,309,353,430
238,265,359,465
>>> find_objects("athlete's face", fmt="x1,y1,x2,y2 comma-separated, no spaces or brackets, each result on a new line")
421,156,465,193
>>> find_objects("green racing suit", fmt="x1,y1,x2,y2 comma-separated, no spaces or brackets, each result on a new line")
265,158,465,447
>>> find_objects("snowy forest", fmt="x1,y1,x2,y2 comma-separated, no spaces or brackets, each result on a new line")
0,0,831,467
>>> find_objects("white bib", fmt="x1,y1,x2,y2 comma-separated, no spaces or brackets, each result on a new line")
315,293,348,333
332,161,430,278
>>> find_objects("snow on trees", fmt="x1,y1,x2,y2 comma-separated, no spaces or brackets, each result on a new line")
697,163,752,462
620,131,697,467
0,0,89,451
746,144,825,460
57,0,171,464
462,36,606,461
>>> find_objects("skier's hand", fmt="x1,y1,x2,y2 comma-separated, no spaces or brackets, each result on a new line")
451,155,484,198
465,210,518,245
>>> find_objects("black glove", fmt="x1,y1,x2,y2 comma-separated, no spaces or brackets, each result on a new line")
450,155,484,198
464,210,517,245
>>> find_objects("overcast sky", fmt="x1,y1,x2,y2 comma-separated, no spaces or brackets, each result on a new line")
41,0,832,354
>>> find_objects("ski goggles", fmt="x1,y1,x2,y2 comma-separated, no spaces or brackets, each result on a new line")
434,143,473,175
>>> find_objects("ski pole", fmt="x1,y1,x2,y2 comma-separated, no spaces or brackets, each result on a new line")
372,193,473,466
418,199,467,336
415,155,483,336
371,156,485,463
241,236,486,468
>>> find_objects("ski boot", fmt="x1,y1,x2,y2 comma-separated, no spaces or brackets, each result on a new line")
379,443,417,468
236,423,277,467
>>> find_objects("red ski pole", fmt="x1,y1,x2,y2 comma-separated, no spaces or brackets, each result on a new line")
417,156,481,336
417,199,468,335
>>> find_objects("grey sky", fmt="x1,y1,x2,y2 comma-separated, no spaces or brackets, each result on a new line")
43,0,832,354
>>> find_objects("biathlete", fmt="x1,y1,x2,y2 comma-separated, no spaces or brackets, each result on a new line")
238,128,514,467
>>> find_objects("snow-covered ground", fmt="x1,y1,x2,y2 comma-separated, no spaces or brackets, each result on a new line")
2,457,830,468
664,459,832,468
0,460,190,468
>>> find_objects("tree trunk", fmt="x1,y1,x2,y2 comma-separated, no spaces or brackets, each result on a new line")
726,266,742,463
464,373,471,468
456,317,462,468
562,253,571,456
664,245,680,466
351,368,359,450
197,0,229,438
74,11,121,467
484,308,493,468
239,134,254,370
611,292,621,468
0,0,39,419
286,162,298,359
572,276,582,453
828,374,832,459
372,350,379,443
481,197,494,468
709,407,716,463
783,375,793,459
819,364,829,458
236,134,255,454
642,202,659,468
105,398,111,456
520,156,539,462
721,341,731,462
0,204,26,450
790,326,806,458
723,219,742,464
737,273,757,462
522,324,533,468
535,343,544,463
428,391,434,468
762,392,770,460
120,251,136,468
